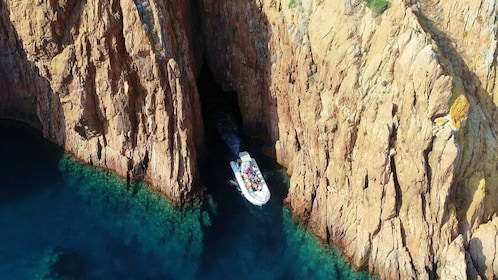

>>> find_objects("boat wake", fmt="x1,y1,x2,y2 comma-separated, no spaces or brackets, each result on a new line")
212,109,241,157
228,179,241,192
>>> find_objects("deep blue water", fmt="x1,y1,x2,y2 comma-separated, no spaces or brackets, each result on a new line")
0,121,373,279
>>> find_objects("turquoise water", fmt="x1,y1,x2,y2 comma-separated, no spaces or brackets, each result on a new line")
0,121,372,279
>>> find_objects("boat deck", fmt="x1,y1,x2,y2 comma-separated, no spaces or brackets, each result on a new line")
230,152,270,206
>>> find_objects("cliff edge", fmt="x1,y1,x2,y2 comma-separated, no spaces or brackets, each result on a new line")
2,0,498,278
0,0,204,203
200,0,498,278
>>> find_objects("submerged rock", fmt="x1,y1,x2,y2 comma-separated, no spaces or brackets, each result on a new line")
38,247,91,280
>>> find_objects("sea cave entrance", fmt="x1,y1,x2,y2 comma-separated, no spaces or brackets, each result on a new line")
195,60,289,201
196,61,244,156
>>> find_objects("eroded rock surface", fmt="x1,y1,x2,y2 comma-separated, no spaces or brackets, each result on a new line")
199,0,498,278
2,0,498,278
0,0,204,204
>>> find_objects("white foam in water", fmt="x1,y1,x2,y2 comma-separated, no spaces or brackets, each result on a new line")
228,179,241,192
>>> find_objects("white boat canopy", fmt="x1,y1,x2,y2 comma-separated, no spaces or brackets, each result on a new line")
239,151,252,162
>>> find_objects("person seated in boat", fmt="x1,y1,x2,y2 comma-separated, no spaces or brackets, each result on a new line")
255,178,261,191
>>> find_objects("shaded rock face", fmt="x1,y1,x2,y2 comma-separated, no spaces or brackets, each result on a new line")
2,0,498,279
199,0,498,278
0,0,204,204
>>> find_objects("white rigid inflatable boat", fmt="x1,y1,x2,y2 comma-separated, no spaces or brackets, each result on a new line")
230,151,271,206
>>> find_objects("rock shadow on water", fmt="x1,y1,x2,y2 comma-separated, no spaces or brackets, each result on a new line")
0,123,207,279
0,121,64,205
197,134,371,279
197,140,284,279
0,123,372,279
57,155,208,279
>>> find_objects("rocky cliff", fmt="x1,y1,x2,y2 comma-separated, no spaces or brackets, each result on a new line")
0,0,204,203
2,0,498,278
199,0,498,278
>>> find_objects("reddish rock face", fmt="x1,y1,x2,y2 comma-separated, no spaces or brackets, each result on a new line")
2,0,498,278
0,0,204,204
199,0,498,279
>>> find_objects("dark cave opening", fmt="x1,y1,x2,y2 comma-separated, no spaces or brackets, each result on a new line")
196,60,244,150
195,60,245,201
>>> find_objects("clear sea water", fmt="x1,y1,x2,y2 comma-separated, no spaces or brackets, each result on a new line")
0,121,373,279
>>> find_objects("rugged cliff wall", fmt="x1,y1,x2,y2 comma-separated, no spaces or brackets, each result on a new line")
0,0,204,203
2,0,498,278
199,0,498,278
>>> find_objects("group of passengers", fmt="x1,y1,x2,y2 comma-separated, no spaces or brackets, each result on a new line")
241,165,262,192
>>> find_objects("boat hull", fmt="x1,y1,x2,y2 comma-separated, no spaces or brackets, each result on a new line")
230,155,270,206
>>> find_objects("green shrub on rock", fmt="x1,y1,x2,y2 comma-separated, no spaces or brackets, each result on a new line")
365,0,390,14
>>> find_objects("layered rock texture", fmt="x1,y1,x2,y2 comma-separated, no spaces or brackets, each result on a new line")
199,0,498,278
0,0,204,203
2,0,498,278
